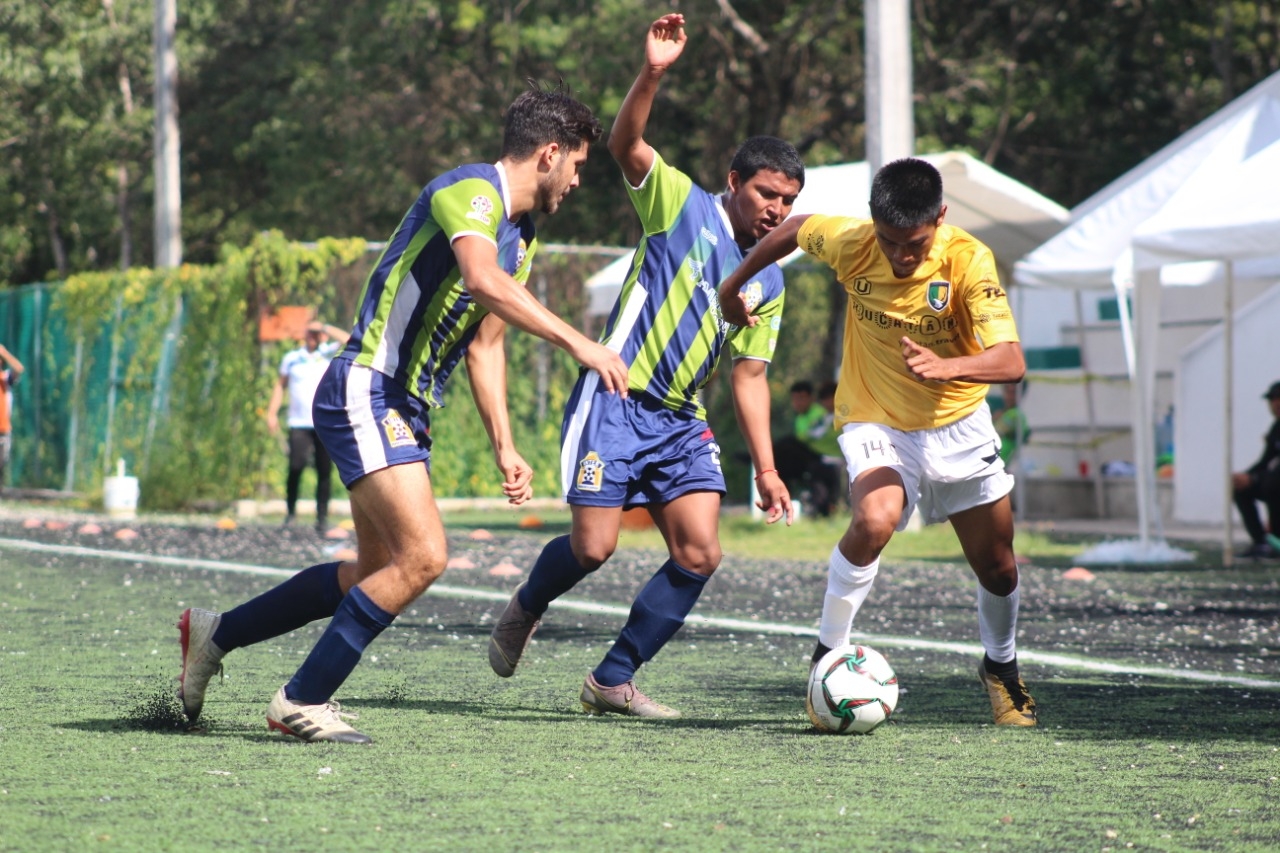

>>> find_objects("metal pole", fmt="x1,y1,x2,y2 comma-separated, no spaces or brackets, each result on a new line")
153,0,182,268
63,335,84,492
864,0,914,175
1223,262,1235,566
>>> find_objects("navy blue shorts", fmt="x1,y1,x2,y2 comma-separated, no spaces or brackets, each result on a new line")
312,357,432,488
559,371,725,508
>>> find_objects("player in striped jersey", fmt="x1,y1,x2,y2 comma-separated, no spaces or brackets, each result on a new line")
175,85,630,743
488,14,804,718
719,158,1038,727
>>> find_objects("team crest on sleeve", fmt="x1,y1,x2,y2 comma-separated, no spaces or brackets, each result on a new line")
742,281,764,312
381,409,417,448
927,280,951,311
466,195,494,226
576,451,605,492
516,239,527,268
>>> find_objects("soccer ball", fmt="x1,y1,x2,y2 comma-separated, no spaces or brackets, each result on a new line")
806,644,899,734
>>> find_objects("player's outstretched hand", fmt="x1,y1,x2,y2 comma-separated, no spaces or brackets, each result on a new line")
646,14,687,71
901,336,951,382
719,290,757,329
755,471,794,526
579,342,630,398
497,450,534,505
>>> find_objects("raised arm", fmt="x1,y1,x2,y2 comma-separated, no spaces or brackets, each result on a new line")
452,235,629,396
0,344,23,378
608,13,687,187
717,214,811,327
464,311,533,505
320,324,350,346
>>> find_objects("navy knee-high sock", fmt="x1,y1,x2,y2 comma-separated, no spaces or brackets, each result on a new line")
212,562,344,652
593,560,709,687
518,534,595,616
285,585,395,705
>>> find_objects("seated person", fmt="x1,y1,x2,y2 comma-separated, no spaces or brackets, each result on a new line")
990,381,1030,467
1232,381,1280,559
773,380,840,516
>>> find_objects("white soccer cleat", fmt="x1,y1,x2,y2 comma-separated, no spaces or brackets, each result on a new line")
176,608,226,723
266,686,372,744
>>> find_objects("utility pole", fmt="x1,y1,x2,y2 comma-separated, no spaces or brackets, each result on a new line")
864,0,914,175
153,0,182,268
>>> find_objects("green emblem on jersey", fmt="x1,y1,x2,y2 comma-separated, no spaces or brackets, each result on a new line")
927,281,951,311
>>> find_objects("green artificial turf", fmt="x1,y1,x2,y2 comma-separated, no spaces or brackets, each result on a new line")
2,545,1278,852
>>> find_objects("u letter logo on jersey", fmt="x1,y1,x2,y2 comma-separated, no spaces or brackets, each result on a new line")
576,451,605,492
381,409,417,448
927,280,951,311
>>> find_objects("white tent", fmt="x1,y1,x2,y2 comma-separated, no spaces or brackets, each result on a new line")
587,150,1070,323
1014,69,1280,558
1129,136,1280,546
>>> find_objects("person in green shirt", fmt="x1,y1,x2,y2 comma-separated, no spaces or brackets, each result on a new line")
991,382,1030,467
775,380,840,516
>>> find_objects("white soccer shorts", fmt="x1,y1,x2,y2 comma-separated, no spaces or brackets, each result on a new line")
836,401,1014,529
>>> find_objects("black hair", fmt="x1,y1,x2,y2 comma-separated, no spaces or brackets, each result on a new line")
817,381,838,399
729,136,806,188
501,80,603,160
869,157,944,229
789,380,814,395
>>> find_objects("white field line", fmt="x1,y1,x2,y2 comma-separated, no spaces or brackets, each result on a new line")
4,536,1279,691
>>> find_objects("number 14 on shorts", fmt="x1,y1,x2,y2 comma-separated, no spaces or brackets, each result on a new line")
859,438,900,463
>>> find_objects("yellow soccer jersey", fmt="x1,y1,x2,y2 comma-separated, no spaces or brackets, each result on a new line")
797,215,1019,431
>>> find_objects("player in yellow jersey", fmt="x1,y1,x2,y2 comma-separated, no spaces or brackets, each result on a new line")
718,157,1037,727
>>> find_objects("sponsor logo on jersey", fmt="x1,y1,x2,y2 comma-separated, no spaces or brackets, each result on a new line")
688,259,705,282
853,276,872,295
381,409,417,448
466,194,494,226
576,451,605,492
927,280,951,311
700,226,719,246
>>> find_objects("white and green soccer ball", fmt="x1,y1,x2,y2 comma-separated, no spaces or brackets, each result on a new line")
806,644,899,734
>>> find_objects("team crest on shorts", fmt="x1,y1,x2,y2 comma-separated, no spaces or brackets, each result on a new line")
927,281,951,311
381,409,417,448
576,451,605,492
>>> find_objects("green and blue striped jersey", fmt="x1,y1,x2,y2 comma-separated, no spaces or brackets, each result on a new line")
600,152,785,420
344,162,536,406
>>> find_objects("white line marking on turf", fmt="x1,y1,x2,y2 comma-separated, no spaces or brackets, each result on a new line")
4,536,1279,690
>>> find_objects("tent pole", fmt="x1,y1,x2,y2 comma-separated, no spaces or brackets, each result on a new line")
1223,261,1235,567
1073,290,1105,517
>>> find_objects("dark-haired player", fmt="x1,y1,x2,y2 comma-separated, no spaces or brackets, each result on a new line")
719,157,1037,727
176,84,629,743
488,13,804,718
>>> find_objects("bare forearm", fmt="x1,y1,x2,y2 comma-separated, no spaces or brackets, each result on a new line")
719,216,807,301
465,345,515,457
924,342,1026,384
466,274,588,363
730,361,776,471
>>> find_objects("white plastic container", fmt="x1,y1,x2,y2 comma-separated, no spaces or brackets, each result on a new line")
103,459,139,518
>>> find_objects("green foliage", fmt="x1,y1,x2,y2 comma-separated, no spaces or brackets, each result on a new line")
39,234,364,507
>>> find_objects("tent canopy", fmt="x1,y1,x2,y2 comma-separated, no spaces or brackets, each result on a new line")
1132,136,1280,265
586,150,1068,315
1014,70,1280,290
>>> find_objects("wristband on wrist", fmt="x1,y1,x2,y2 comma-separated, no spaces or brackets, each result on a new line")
753,468,778,480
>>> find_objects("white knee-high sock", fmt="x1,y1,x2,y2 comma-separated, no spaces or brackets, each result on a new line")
977,584,1019,663
817,546,879,649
